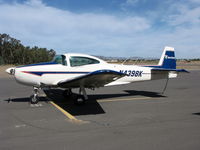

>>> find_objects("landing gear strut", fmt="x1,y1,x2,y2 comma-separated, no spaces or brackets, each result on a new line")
62,87,88,105
73,86,88,105
30,87,39,104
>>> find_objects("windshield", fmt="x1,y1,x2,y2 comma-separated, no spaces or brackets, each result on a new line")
70,56,100,67
52,55,67,66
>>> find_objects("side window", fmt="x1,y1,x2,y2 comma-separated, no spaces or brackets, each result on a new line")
62,55,67,65
70,56,100,67
52,55,67,66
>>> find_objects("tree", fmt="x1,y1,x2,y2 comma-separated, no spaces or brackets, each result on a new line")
0,33,56,65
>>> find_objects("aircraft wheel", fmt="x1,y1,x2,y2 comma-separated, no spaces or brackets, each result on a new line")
73,95,85,105
30,94,39,104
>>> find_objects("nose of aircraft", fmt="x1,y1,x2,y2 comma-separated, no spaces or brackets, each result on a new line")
6,67,16,75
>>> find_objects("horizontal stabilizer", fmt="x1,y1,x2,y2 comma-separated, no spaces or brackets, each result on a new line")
152,68,189,73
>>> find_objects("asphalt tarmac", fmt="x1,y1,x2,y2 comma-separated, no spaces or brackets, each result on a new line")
0,71,200,150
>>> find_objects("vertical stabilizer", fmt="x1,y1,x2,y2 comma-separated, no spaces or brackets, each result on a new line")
158,46,176,69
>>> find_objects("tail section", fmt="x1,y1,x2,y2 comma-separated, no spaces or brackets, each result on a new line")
158,46,176,69
151,46,188,73
150,47,188,90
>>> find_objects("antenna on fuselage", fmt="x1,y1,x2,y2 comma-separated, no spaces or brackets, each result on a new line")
122,58,130,65
132,58,141,65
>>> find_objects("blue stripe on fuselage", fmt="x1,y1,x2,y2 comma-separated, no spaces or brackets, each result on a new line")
22,69,123,76
17,62,58,68
23,71,90,76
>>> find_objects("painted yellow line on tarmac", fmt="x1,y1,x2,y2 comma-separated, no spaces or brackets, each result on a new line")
97,97,151,103
50,101,77,120
50,101,89,124
49,97,151,123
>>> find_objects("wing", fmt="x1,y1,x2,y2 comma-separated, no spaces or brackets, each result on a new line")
57,69,126,88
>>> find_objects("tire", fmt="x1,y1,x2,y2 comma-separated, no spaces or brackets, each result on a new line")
30,94,39,104
73,95,85,105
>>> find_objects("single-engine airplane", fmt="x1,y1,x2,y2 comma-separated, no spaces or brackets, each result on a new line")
6,46,188,105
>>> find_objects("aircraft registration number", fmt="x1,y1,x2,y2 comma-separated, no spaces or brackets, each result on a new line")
119,70,143,77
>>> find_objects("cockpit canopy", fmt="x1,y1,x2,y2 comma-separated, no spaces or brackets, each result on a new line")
70,56,100,67
52,54,104,67
52,55,67,65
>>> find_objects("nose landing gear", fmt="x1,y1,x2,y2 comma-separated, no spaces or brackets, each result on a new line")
30,87,39,104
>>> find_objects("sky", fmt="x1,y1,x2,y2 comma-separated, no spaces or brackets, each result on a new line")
0,0,200,58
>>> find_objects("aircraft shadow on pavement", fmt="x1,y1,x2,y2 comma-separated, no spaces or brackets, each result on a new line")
4,97,47,103
4,89,165,116
44,89,105,116
89,90,166,100
124,90,166,98
192,112,200,116
44,89,165,116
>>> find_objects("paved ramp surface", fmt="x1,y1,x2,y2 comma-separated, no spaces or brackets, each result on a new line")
0,71,200,150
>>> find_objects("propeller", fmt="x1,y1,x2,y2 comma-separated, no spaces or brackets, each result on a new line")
6,67,15,75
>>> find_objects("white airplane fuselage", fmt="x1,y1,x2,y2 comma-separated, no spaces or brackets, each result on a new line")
7,46,182,89
13,60,152,88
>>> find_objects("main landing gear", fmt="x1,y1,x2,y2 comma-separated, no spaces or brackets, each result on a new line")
63,86,88,105
30,86,88,105
30,87,40,104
